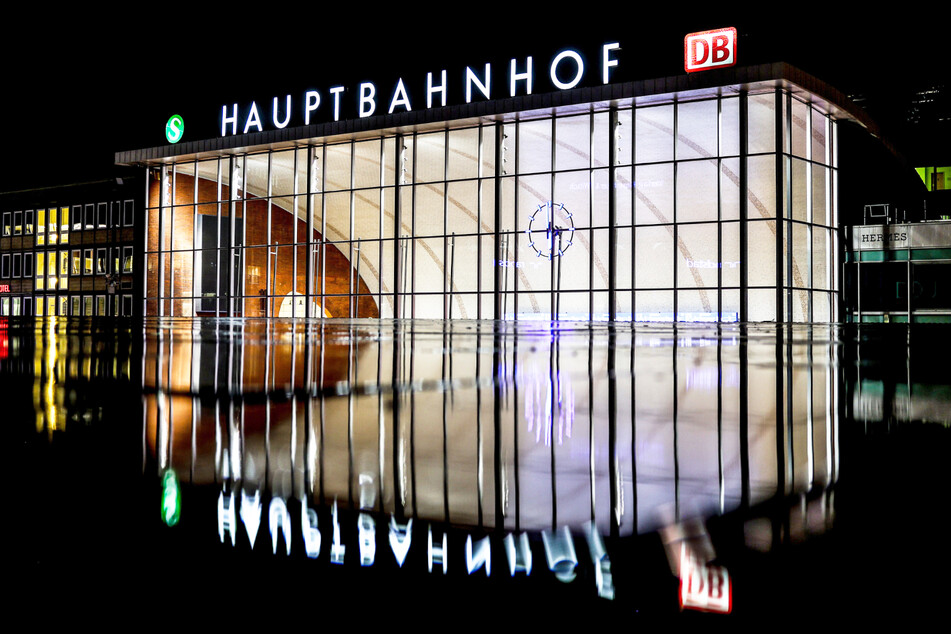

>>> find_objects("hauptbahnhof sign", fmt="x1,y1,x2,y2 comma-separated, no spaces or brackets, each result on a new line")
206,29,736,141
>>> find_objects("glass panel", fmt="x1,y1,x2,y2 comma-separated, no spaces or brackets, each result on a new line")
791,98,809,159
518,119,552,174
791,158,808,222
635,105,673,164
813,165,829,227
270,149,297,197
677,100,718,160
634,163,673,224
677,159,718,223
555,114,590,172
748,155,776,218
720,97,740,157
635,225,673,288
677,223,719,289
325,143,351,191
416,132,445,183
721,157,740,221
747,93,776,154
354,139,382,189
447,180,479,236
748,220,776,287
447,127,480,181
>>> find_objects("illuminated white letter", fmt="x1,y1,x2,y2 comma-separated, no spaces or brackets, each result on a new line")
549,50,584,90
358,513,376,566
269,497,291,556
504,533,532,576
542,526,578,583
389,79,412,114
304,90,321,125
243,101,263,134
466,64,491,103
427,70,447,108
218,491,236,546
330,500,345,564
359,82,376,118
272,95,292,129
301,499,322,558
389,516,413,567
509,57,533,96
602,42,620,84
330,86,345,121
221,104,238,137
240,489,262,548
466,535,491,577
428,526,448,574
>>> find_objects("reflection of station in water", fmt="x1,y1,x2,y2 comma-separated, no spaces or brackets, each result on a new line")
144,321,840,542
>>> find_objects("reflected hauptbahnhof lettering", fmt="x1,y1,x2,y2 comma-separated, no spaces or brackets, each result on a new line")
9,317,951,617
7,28,951,622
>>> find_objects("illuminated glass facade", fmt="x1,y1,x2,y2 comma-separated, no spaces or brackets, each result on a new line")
139,79,842,322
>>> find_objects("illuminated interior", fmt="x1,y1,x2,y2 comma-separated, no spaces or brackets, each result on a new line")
143,85,841,322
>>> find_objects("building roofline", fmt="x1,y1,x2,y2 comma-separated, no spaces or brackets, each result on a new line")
116,62,879,167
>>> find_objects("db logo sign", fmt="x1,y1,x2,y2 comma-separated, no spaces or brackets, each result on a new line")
684,27,737,73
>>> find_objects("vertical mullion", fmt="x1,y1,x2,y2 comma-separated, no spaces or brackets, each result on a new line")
739,93,748,323
672,103,678,321
608,108,617,322
192,160,199,317
266,152,273,317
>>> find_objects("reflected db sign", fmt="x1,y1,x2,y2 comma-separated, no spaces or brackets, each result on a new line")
684,27,737,73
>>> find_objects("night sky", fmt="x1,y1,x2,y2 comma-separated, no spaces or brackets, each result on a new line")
1,11,945,199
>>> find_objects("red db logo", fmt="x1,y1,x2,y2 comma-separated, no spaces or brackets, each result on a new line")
684,27,737,73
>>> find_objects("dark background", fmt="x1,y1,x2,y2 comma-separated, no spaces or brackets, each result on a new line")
2,10,947,221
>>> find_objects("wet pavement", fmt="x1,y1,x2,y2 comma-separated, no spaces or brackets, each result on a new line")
4,317,950,621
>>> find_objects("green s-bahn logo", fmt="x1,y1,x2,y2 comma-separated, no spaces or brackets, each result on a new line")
165,114,184,144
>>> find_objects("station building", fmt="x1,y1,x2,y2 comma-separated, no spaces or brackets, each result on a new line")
0,180,141,317
112,42,873,322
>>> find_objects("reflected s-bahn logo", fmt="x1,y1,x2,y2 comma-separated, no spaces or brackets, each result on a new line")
684,27,737,73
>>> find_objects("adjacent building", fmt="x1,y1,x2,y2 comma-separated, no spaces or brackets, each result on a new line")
0,179,142,316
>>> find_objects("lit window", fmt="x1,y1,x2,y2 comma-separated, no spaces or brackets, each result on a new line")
36,209,46,245
96,248,106,274
71,250,80,275
13,211,22,235
122,246,133,273
24,210,33,235
84,249,93,275
59,250,68,287
47,208,57,244
48,260,57,290
35,252,45,290
59,206,69,243
1,212,9,236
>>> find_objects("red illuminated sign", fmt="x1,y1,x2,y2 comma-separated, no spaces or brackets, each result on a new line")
684,27,737,73
679,544,732,613
0,284,9,293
